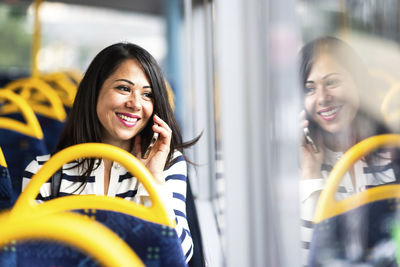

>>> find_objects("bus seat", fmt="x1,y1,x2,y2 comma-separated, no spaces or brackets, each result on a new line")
41,71,77,109
309,134,400,266
3,77,66,152
63,69,83,86
0,90,47,201
15,143,187,266
0,211,144,267
0,147,13,210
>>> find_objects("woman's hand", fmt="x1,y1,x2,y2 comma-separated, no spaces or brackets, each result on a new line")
134,114,171,184
299,110,324,179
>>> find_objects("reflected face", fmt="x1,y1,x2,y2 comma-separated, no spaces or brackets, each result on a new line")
304,53,360,134
96,59,154,149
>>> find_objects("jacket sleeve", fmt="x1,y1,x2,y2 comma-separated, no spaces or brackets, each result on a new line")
163,151,193,263
299,178,325,265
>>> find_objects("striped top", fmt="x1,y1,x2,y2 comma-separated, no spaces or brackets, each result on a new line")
300,147,397,266
22,149,193,262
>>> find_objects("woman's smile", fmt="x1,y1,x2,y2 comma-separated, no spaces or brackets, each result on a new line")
304,53,360,134
116,112,140,127
96,59,154,149
317,105,342,121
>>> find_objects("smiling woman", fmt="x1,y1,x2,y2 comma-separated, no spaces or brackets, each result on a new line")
21,42,200,263
298,36,400,265
96,59,154,151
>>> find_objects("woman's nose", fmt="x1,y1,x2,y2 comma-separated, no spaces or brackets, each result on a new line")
126,93,141,110
316,86,332,105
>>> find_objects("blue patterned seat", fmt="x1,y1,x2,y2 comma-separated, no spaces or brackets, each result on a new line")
0,210,187,267
0,126,47,201
309,197,399,266
35,114,64,153
309,135,400,267
0,149,13,210
0,143,187,266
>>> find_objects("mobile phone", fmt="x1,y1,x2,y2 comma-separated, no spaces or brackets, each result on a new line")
143,132,159,159
303,127,319,153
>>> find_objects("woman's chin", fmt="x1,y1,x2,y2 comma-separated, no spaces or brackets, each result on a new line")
321,122,351,136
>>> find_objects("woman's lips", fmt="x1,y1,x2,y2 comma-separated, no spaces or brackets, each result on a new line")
116,112,139,127
318,106,342,121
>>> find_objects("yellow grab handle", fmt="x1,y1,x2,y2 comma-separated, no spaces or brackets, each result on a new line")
314,134,400,223
0,147,7,167
369,68,397,85
41,72,77,107
4,77,66,121
0,89,43,139
14,143,173,227
0,211,144,267
64,69,83,85
381,83,400,124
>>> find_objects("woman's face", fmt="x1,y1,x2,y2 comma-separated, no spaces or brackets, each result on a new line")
304,52,360,134
96,59,154,149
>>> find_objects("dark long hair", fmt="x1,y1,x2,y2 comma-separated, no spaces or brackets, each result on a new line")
299,36,394,167
55,42,200,182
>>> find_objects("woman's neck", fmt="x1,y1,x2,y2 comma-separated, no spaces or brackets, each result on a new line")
322,128,357,152
102,139,133,152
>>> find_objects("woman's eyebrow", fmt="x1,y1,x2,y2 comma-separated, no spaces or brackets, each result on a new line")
323,72,340,79
143,85,152,89
115,79,134,86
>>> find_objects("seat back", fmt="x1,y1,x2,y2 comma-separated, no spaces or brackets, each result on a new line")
0,211,144,267
41,72,77,108
3,77,67,152
4,77,66,122
0,147,13,210
15,143,187,266
310,134,400,266
0,90,47,200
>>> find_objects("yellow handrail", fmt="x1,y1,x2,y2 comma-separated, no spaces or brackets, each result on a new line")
369,68,397,86
31,0,42,78
0,147,7,167
0,211,144,267
0,89,43,139
41,72,77,107
13,143,174,227
381,82,400,124
4,77,66,121
314,134,400,223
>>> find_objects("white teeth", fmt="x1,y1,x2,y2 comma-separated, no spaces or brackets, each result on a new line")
117,114,138,123
320,107,340,117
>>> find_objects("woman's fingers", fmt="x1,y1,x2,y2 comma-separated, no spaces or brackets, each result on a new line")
152,114,172,148
299,110,309,129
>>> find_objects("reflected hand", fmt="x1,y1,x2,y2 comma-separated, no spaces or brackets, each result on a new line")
299,110,324,179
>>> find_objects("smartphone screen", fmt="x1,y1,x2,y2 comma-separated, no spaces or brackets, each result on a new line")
143,132,159,159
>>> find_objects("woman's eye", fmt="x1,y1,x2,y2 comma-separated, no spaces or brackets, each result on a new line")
116,85,130,92
325,78,341,89
143,92,153,98
304,85,315,95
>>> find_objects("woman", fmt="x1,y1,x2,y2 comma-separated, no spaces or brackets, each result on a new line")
22,42,199,262
299,36,399,265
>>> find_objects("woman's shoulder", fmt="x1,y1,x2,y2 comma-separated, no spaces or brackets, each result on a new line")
172,149,184,160
24,153,51,174
36,154,51,163
164,150,187,173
